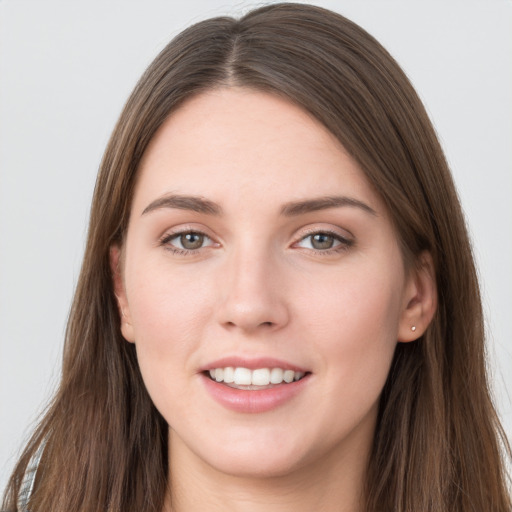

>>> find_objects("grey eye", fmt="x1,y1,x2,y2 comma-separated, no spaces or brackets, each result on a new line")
161,230,215,253
310,233,335,250
295,231,351,252
179,232,205,250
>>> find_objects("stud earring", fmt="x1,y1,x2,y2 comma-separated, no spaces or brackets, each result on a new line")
411,326,417,332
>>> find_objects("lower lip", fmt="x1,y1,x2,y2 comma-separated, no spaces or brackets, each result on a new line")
201,374,310,413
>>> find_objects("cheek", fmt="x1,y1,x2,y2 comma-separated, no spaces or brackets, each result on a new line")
124,263,218,424
296,259,403,400
127,257,214,343
299,258,403,338
123,258,218,404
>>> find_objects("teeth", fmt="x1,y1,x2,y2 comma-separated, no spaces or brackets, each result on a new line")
233,367,252,385
207,367,306,386
252,368,270,386
223,366,235,383
270,368,283,384
283,369,295,383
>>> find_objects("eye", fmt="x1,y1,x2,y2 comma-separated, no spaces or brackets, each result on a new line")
161,231,215,252
295,231,352,251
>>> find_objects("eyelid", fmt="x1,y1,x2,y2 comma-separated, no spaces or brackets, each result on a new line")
294,224,354,242
162,231,214,247
157,223,354,256
158,223,216,241
291,225,355,253
158,225,220,253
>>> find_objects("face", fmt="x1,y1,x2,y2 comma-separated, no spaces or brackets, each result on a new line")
113,88,424,479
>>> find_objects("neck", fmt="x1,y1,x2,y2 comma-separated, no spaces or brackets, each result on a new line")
164,426,372,512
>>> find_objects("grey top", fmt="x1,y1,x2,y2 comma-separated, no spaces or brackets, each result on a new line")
17,444,43,512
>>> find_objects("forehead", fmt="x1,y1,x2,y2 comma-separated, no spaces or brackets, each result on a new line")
133,87,385,217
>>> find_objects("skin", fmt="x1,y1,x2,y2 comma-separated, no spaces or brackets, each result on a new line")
112,88,436,512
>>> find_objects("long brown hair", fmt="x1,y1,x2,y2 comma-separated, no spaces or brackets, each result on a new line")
3,3,510,511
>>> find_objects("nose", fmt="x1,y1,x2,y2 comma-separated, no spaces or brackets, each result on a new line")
216,246,289,334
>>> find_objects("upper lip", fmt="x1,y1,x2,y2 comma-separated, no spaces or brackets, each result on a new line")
200,356,309,373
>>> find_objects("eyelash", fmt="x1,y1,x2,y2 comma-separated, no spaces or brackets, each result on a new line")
159,230,216,256
158,229,354,256
294,229,354,255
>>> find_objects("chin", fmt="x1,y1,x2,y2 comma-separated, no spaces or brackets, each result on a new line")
207,448,307,479
198,427,318,479
172,425,311,480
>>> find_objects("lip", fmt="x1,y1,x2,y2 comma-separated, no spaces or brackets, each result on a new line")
199,356,308,373
199,357,311,413
201,373,311,415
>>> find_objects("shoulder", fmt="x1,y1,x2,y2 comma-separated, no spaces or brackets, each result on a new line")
17,444,44,512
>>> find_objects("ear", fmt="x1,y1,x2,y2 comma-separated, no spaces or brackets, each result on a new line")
397,251,437,342
109,245,135,343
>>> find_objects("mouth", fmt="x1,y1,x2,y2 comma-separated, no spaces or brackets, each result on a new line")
200,358,312,412
205,366,309,390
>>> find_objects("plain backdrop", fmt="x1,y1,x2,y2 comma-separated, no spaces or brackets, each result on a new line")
1,0,511,492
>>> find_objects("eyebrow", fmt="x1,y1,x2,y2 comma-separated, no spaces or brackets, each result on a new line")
141,193,377,218
280,196,377,217
142,194,223,216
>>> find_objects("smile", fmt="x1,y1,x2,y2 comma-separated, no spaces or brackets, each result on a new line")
201,363,311,413
207,367,306,387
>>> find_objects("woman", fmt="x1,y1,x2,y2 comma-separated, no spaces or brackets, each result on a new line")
3,3,510,511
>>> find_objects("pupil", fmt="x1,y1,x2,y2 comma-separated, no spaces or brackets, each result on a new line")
312,233,333,249
181,232,204,250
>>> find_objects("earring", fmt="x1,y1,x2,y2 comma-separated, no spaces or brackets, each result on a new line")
411,326,417,332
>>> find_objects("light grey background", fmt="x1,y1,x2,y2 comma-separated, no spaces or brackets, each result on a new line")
1,0,511,491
